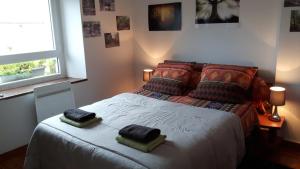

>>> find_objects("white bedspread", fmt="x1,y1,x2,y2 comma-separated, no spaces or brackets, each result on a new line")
24,93,245,169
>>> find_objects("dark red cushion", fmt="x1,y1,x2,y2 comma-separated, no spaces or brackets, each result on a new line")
143,78,185,95
143,63,193,95
163,60,206,89
251,77,270,102
188,81,247,104
201,64,258,90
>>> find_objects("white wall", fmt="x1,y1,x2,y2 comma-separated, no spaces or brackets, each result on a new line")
60,0,87,79
0,95,37,154
0,0,135,154
276,5,300,144
132,0,282,86
58,0,137,102
76,0,136,105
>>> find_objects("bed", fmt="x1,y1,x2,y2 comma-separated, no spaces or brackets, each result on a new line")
24,93,245,169
135,89,258,137
24,61,269,169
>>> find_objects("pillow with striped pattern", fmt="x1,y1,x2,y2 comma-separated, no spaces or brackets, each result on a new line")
188,81,247,104
143,63,193,95
200,64,257,90
163,60,206,89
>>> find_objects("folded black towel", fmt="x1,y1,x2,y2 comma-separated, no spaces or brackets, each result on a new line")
119,124,161,143
64,109,96,122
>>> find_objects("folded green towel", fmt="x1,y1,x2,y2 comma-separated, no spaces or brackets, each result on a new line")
60,116,101,128
116,135,166,153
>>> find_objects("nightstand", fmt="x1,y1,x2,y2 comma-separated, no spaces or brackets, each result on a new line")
257,113,285,149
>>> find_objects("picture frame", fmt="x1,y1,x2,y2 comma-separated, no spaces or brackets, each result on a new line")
116,16,130,31
284,0,300,7
100,0,115,11
148,3,182,31
196,0,240,24
290,10,300,32
104,32,120,48
82,0,96,16
83,21,101,38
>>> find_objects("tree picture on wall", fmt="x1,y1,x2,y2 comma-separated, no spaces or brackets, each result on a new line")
290,10,300,32
196,0,240,24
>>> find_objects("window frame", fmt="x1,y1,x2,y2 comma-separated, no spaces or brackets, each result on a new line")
0,0,66,90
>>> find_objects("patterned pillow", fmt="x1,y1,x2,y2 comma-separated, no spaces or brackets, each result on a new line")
143,63,193,95
251,77,270,102
163,60,206,89
143,78,185,95
190,63,206,89
164,60,196,64
163,60,206,71
194,63,206,71
153,63,193,85
188,81,247,104
201,64,258,90
189,71,202,89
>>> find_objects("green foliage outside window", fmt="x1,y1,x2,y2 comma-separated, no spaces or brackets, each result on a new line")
0,59,57,76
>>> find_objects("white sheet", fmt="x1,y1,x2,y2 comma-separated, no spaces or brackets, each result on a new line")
24,93,245,169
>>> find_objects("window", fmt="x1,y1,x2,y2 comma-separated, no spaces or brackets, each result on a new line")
0,0,64,89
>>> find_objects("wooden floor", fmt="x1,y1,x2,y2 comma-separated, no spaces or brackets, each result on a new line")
247,140,300,169
0,146,27,169
0,142,299,169
269,141,300,169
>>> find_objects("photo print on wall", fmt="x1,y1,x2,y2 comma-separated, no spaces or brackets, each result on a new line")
116,16,130,31
196,0,240,24
148,3,182,31
290,10,300,32
100,0,115,11
82,0,96,16
284,0,300,7
104,33,120,48
83,21,101,38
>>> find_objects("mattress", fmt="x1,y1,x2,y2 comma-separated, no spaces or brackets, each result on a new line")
135,89,258,137
24,93,245,169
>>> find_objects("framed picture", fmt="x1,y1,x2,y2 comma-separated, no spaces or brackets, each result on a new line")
82,0,96,15
100,0,115,11
104,33,120,48
196,0,240,24
290,10,300,32
83,21,101,38
82,0,96,16
116,16,130,31
284,0,300,7
148,3,182,31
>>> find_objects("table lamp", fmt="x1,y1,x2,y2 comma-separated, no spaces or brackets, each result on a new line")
269,86,286,122
143,69,153,82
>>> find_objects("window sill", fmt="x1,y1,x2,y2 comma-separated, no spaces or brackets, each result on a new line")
0,77,87,100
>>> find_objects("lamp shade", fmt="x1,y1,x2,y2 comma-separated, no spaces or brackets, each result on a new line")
270,86,286,106
143,69,153,82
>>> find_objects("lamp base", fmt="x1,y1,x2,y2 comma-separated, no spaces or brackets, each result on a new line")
268,115,281,122
268,105,281,122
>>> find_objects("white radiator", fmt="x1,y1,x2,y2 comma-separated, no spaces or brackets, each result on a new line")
34,82,76,123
